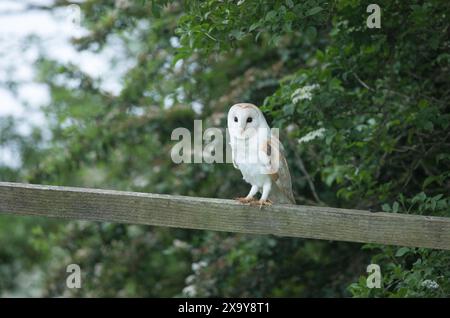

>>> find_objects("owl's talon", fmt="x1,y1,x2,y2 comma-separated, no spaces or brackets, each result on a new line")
235,197,256,204
249,199,273,209
259,199,273,209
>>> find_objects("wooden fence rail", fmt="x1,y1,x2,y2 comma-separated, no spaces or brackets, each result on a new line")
0,182,449,250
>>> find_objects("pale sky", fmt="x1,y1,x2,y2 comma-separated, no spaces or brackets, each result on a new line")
0,0,126,167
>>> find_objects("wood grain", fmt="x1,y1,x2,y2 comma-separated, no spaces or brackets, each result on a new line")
0,182,449,250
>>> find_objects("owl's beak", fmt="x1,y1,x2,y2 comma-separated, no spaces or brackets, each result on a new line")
239,122,247,135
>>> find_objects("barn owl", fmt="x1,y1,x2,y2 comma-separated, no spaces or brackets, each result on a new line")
227,103,295,207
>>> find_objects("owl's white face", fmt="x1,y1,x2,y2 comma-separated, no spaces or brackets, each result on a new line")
227,103,264,139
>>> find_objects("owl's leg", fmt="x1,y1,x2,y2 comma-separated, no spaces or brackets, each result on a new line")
236,185,258,204
260,181,271,201
250,181,272,208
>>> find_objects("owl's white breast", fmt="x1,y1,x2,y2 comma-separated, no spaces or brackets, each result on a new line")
230,134,271,187
237,162,271,187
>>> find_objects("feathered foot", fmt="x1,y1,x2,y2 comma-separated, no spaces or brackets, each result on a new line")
235,197,257,204
249,199,273,209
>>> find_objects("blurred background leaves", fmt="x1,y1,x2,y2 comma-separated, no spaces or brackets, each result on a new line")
0,0,449,297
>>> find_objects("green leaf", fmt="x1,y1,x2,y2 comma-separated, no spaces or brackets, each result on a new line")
431,199,437,211
306,7,323,16
249,21,261,32
151,2,161,18
392,201,399,213
283,103,295,115
265,10,277,21
305,26,317,40
230,29,245,40
423,175,439,188
395,247,410,257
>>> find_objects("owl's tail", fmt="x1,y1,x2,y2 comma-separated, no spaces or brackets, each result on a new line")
269,184,296,204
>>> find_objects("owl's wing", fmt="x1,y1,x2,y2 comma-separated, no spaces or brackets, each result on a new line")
264,136,295,204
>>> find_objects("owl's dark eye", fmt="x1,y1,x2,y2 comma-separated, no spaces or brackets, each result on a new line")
247,117,253,123
234,116,238,122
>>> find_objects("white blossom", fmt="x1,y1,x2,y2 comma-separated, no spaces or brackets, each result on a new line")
185,274,196,285
298,128,326,144
421,279,439,289
173,239,190,249
291,84,320,103
191,260,208,272
182,285,197,297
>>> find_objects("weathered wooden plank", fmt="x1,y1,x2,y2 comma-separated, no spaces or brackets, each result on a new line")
0,182,449,250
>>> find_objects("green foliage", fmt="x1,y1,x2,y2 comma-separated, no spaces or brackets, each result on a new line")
184,234,364,297
263,0,450,206
349,193,450,297
176,0,329,54
0,0,449,297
